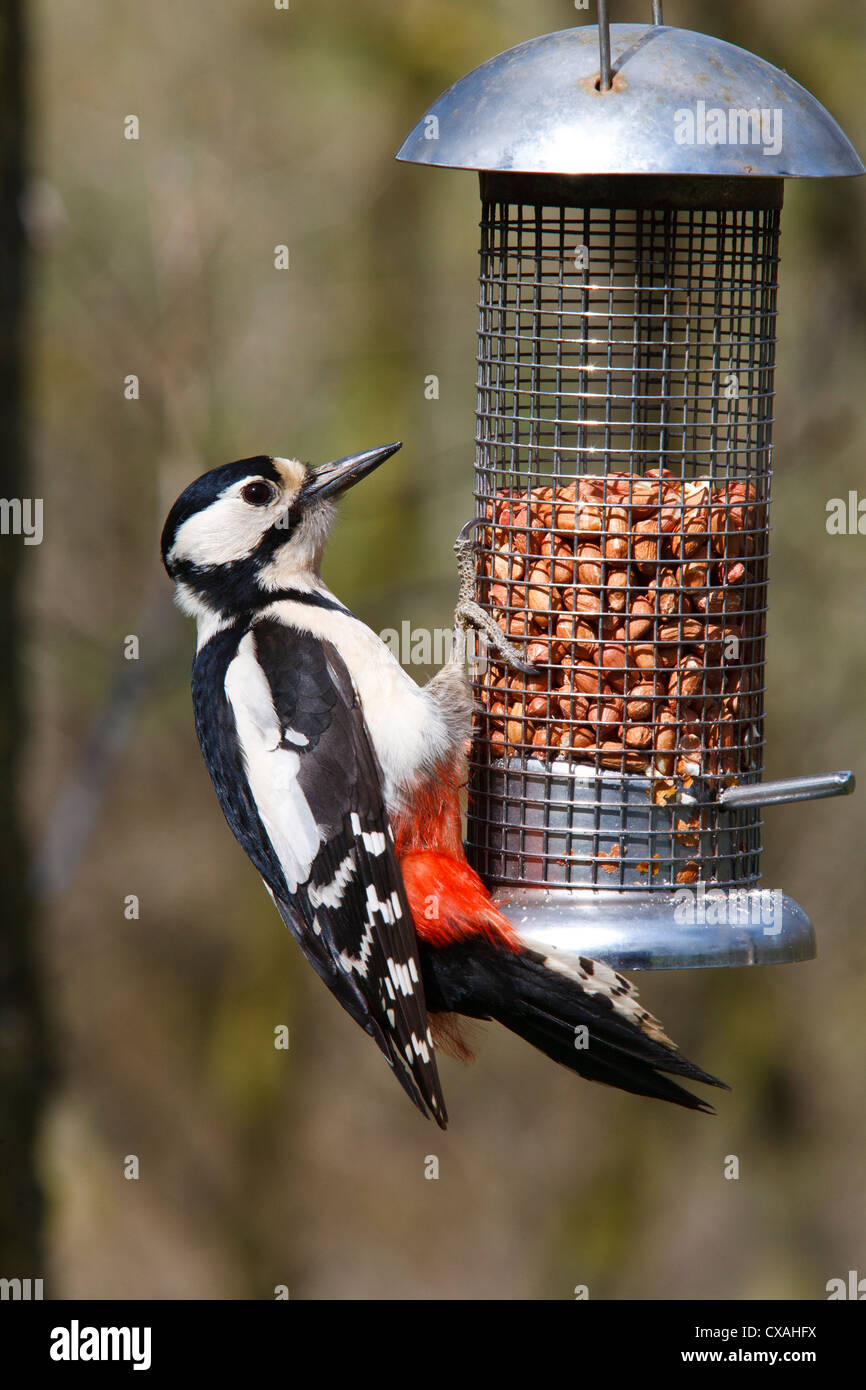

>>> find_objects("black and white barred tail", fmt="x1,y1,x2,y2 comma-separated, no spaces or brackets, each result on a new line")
419,941,728,1113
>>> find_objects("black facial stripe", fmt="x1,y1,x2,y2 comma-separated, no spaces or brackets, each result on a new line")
173,546,348,616
263,587,347,613
168,495,311,613
170,554,266,614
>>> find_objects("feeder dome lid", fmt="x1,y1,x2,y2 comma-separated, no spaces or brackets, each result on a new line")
396,23,864,179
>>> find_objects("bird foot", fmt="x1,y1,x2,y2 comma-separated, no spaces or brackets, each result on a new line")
452,520,541,676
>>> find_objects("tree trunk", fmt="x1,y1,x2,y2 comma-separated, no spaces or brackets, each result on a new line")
0,0,46,1283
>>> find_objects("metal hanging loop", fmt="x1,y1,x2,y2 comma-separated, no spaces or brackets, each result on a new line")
599,0,664,88
597,0,612,92
599,2,662,93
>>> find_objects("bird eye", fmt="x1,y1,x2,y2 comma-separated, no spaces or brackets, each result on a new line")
241,481,275,506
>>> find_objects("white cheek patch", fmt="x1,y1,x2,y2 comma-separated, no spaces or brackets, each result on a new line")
170,480,284,569
224,632,322,892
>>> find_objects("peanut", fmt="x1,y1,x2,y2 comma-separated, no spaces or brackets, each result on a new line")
625,684,656,721
627,596,654,641
479,475,762,778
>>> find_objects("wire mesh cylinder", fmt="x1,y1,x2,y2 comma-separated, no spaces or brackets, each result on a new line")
467,175,780,893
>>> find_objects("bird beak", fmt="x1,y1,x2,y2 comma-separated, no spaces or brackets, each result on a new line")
303,441,402,502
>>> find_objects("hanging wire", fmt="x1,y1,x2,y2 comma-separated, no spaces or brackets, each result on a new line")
597,0,612,91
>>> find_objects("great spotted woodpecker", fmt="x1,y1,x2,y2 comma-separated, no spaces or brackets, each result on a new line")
161,442,725,1126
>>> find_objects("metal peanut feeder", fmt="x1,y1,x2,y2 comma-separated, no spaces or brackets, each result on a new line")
397,7,861,970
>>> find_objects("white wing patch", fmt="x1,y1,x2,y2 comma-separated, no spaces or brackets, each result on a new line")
410,1032,431,1064
224,632,322,893
308,853,357,909
339,884,405,984
338,919,375,979
350,812,386,856
387,957,416,998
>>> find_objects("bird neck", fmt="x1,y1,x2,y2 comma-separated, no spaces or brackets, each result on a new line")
175,563,340,644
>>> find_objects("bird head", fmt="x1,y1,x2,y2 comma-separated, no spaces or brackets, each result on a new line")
161,442,401,617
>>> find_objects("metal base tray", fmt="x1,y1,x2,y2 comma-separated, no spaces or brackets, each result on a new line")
494,886,816,970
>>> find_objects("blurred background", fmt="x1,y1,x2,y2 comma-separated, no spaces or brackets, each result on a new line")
2,0,865,1299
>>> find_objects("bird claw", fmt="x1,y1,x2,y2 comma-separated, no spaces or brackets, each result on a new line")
452,520,541,677
453,518,484,607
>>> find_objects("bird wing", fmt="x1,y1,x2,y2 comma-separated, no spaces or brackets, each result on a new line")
192,615,447,1127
